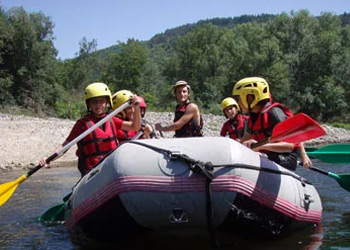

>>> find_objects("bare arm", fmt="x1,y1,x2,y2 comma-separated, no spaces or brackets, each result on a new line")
141,123,153,139
39,140,70,167
248,141,295,153
155,103,200,132
121,95,141,131
299,142,312,168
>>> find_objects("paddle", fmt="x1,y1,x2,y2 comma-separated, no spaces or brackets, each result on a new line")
38,192,71,223
251,113,326,148
0,100,131,207
296,160,350,192
306,144,350,164
307,165,350,192
38,127,144,223
305,147,318,153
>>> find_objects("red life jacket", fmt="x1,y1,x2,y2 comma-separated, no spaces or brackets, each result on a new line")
248,102,293,142
116,129,137,144
248,102,298,171
221,114,248,140
77,115,119,175
174,102,203,137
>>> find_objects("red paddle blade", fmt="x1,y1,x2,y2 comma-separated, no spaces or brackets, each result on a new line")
270,113,326,143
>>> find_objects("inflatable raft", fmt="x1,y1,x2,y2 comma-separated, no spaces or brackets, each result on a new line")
65,137,322,243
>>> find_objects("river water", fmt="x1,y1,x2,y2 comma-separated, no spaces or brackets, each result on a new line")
0,160,349,250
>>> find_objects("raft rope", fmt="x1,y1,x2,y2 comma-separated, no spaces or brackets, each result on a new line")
128,141,311,250
127,141,310,185
128,141,219,249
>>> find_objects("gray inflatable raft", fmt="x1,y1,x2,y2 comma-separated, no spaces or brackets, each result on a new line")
65,137,322,242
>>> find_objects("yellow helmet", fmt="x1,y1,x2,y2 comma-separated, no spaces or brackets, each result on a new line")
172,80,191,94
84,82,112,108
220,97,240,112
111,90,134,119
232,77,270,110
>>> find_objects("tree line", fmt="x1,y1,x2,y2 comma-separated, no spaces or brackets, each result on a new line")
1,6,350,122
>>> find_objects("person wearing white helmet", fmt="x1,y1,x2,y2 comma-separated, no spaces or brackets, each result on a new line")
155,80,203,137
40,82,141,176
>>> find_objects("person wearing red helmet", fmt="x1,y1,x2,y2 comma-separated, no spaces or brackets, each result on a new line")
112,91,154,139
112,90,139,143
139,96,147,118
138,96,156,138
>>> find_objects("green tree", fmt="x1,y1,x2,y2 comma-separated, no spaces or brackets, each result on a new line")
220,22,290,105
267,11,347,119
163,24,225,109
103,39,148,93
1,7,58,115
0,6,15,105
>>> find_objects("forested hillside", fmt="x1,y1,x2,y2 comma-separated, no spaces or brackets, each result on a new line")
1,6,350,122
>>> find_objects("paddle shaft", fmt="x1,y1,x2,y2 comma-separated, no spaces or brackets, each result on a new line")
307,166,341,180
309,166,329,176
26,100,131,178
297,163,350,193
132,130,144,140
251,138,270,149
39,124,142,222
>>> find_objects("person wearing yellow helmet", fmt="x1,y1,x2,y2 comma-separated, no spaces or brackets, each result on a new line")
111,90,154,141
220,97,249,140
155,80,203,137
232,77,312,171
39,83,141,176
111,90,139,143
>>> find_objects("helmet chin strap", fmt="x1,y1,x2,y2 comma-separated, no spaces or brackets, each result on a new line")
247,94,255,113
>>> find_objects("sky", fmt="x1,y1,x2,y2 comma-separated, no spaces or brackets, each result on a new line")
1,0,349,60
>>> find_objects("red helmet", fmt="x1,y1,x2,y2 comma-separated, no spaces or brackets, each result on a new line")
139,96,147,109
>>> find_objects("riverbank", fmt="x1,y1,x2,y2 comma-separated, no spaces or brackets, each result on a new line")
1,112,350,170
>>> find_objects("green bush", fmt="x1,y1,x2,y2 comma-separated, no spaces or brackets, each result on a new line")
55,100,85,120
327,122,350,130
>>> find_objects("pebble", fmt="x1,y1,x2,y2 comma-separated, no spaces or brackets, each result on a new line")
1,112,349,170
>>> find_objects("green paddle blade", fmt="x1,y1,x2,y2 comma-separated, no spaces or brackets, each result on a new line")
305,147,317,153
38,202,66,223
309,166,350,192
38,193,71,223
307,144,350,164
328,172,350,192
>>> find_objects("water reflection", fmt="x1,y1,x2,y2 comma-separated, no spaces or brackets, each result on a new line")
72,226,322,250
322,212,350,249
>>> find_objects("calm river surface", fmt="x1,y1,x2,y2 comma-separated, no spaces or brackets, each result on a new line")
0,160,349,250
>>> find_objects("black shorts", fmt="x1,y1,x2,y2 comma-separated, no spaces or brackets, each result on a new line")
267,150,298,171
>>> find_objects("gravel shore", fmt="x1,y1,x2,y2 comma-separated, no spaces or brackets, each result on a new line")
1,112,350,171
